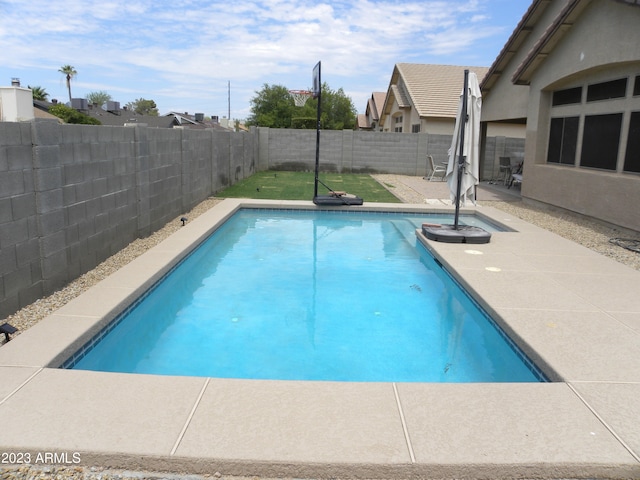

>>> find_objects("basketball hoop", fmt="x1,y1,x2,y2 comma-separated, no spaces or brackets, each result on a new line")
289,90,313,107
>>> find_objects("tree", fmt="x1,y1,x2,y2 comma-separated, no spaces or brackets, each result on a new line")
246,84,294,128
320,84,358,130
59,65,77,104
49,104,100,125
86,91,112,107
125,98,159,116
28,86,49,101
246,82,357,130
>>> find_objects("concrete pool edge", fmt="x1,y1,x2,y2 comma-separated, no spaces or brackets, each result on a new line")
1,198,639,479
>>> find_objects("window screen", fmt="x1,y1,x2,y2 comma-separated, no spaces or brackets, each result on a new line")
624,111,640,173
581,113,622,170
552,87,582,106
587,78,627,102
548,117,579,165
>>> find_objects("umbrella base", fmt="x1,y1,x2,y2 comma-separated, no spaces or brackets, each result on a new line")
313,195,363,206
421,224,491,244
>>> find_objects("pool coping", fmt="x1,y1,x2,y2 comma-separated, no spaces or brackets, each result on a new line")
1,198,639,479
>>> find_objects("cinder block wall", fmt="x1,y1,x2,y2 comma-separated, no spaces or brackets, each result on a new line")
0,122,251,318
0,123,40,314
259,128,518,178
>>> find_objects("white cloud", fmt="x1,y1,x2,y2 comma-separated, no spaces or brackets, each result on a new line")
0,0,530,116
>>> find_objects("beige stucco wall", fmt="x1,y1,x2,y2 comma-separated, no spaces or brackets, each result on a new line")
523,0,640,232
422,117,454,135
481,4,566,123
524,164,640,232
486,123,525,138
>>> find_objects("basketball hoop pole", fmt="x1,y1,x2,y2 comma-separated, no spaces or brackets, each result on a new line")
314,61,321,199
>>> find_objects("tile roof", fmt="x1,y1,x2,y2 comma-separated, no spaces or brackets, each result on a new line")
393,63,490,118
366,92,386,121
86,108,177,128
372,92,385,117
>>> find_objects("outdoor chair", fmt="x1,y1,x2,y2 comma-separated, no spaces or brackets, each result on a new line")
498,157,512,185
508,161,523,189
426,155,446,181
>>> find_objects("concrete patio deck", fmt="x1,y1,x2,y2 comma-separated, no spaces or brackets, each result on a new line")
1,198,639,479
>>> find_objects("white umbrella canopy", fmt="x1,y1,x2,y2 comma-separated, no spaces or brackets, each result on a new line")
445,71,482,206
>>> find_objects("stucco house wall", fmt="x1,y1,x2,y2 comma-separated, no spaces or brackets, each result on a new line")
523,0,640,231
481,0,640,232
481,4,565,123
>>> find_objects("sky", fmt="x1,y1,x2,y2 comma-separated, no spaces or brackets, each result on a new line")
0,0,532,120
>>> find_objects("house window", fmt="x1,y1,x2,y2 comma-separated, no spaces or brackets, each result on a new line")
394,115,403,133
412,124,421,133
548,74,640,172
548,117,579,165
580,113,622,170
587,78,627,102
624,111,640,173
552,87,582,106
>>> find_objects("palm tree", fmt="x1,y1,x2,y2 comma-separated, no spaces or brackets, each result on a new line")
28,85,49,101
59,65,77,104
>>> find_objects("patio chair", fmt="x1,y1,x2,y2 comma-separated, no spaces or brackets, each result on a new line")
508,161,523,189
498,157,512,185
426,155,446,181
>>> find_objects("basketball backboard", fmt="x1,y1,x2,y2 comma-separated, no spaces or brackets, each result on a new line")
312,61,321,98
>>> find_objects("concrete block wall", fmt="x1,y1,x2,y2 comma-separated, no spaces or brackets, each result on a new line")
0,122,252,319
36,122,140,297
210,130,256,193
141,127,183,235
0,122,40,315
260,129,474,178
265,128,317,171
181,129,214,214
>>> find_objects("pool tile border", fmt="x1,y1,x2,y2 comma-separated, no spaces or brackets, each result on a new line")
60,206,529,378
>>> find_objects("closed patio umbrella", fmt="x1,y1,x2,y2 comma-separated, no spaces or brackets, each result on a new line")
445,70,482,212
421,70,490,243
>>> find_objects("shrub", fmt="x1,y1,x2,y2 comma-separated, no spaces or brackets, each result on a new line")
49,104,101,125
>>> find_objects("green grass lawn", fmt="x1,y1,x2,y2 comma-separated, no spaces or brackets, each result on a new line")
216,171,401,203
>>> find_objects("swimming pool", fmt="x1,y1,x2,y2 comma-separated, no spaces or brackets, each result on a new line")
66,209,544,382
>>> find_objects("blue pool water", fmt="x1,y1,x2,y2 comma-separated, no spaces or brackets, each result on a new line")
69,209,543,382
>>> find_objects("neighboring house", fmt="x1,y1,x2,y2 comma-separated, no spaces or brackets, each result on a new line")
378,64,491,135
32,100,236,130
165,112,239,131
357,92,385,131
481,0,640,231
86,104,177,128
32,99,60,122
